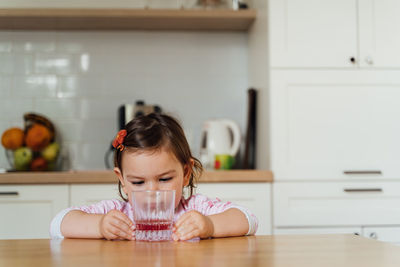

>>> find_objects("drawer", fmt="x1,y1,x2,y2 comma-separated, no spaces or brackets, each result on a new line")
274,181,400,227
0,185,69,239
70,184,119,206
274,227,361,236
196,183,272,235
363,226,400,244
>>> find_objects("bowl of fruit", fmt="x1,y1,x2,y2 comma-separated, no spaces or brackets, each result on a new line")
1,113,61,171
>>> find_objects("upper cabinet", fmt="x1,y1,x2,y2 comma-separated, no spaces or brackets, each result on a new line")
0,0,256,31
269,0,400,68
358,0,400,68
271,70,400,180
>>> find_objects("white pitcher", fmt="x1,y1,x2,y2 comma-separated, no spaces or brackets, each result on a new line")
200,119,241,169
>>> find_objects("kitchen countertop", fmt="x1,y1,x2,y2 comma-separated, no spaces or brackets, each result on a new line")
0,170,273,184
1,235,399,267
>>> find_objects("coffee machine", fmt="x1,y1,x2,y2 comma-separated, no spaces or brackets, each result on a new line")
118,100,162,130
104,100,162,169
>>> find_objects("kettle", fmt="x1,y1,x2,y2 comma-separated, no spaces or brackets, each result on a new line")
200,119,241,169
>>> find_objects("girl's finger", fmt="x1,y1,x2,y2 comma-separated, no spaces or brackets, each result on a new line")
103,228,119,240
175,222,196,238
108,223,133,240
178,228,200,241
174,213,193,230
110,217,133,235
113,212,135,229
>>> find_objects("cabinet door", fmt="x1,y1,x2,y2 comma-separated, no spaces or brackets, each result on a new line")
363,226,400,245
271,70,400,180
269,0,358,68
195,183,271,235
274,181,400,227
0,185,69,239
274,227,361,236
359,0,400,68
70,184,120,206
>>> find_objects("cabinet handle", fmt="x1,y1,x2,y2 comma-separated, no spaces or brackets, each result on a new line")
350,57,356,64
365,56,374,65
0,191,19,196
369,232,378,239
343,170,382,175
344,188,383,193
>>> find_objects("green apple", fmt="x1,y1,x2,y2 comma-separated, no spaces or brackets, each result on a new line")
42,142,60,162
14,147,33,171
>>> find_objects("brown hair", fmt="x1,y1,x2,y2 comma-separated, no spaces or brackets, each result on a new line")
114,113,203,201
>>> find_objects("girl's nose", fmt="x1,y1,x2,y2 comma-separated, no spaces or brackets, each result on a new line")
147,182,158,191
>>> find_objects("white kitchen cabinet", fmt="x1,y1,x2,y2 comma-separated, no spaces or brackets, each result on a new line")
358,0,400,68
271,70,400,180
269,0,357,68
70,184,120,206
273,181,400,227
269,0,400,68
363,226,400,245
0,185,69,239
274,227,362,236
195,183,272,235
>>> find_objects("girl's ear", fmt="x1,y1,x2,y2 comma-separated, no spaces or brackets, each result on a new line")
114,167,125,187
183,159,195,187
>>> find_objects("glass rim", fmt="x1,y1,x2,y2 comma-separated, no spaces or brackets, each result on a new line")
131,190,176,193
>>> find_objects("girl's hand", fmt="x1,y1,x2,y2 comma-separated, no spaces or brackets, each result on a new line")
99,210,135,240
172,210,214,241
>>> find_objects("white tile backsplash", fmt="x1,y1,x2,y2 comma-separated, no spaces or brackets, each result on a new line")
33,98,80,119
13,54,34,75
14,75,58,98
0,54,14,74
0,30,249,170
0,76,11,97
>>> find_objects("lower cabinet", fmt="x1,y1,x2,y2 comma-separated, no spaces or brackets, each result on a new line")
274,227,362,236
195,183,272,235
70,184,119,206
0,185,69,239
273,181,400,245
363,227,400,245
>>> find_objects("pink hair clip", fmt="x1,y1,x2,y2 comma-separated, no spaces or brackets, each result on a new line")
112,129,127,152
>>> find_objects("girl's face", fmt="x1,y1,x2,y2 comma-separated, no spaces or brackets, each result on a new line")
114,148,191,209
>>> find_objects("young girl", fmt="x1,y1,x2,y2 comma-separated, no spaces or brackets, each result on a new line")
50,113,258,241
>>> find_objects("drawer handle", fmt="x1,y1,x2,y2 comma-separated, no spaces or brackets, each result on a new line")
343,170,382,175
0,191,19,196
344,188,383,193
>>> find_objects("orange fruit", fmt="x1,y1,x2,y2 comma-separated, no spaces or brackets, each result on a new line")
25,124,52,151
1,127,24,150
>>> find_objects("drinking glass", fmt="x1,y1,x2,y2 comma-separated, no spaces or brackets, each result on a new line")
130,190,175,241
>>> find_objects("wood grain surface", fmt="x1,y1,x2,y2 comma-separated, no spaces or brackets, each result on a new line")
0,170,273,184
1,235,400,267
0,8,256,31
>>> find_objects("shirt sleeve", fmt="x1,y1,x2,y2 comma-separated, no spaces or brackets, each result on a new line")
184,194,258,235
49,199,126,239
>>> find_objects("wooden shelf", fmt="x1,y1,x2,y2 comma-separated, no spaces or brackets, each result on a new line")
0,170,273,184
0,8,256,31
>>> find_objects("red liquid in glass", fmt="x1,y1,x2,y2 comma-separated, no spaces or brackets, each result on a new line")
135,220,173,231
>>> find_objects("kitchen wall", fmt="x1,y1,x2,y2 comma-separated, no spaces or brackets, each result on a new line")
0,31,249,170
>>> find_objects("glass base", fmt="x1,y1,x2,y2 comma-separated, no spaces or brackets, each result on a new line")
136,230,172,242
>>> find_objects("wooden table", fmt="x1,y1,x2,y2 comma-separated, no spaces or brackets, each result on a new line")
1,235,400,267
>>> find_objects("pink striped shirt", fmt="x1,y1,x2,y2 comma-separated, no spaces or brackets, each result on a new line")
50,194,258,238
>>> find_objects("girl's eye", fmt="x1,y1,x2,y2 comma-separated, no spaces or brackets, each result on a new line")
159,177,172,182
131,181,144,185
